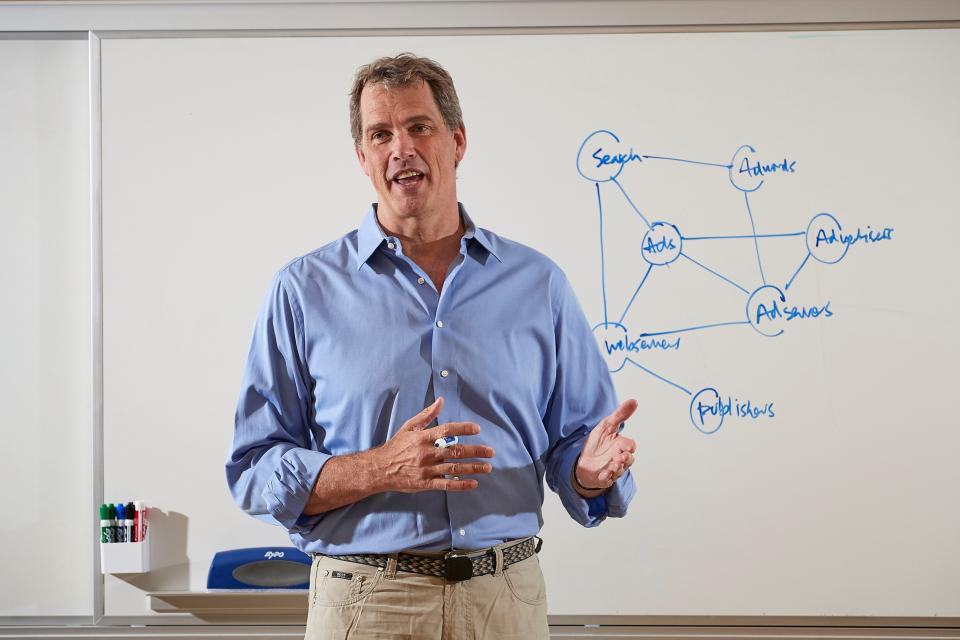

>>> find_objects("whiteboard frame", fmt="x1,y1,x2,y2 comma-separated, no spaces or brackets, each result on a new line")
89,21,960,631
89,28,106,627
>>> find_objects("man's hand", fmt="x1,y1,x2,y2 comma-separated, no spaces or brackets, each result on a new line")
573,399,638,495
374,397,495,493
303,397,495,515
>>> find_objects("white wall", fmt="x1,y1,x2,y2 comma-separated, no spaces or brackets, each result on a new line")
0,36,92,618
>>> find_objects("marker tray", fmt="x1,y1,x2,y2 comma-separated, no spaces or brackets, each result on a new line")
100,535,151,574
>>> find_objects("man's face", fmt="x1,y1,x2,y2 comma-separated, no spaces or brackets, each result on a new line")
355,80,466,222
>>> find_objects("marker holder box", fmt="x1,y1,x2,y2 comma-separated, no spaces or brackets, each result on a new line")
100,535,150,574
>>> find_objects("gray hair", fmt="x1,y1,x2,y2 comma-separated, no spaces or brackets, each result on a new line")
349,53,464,146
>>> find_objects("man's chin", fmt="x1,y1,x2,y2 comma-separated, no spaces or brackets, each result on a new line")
382,196,429,220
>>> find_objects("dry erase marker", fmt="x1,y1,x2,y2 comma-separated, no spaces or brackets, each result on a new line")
115,503,126,542
108,504,118,543
434,436,458,448
135,501,147,541
100,504,114,543
124,502,135,543
133,501,142,542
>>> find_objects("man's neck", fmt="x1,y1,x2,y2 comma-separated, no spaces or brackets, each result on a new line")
376,204,464,292
376,202,461,245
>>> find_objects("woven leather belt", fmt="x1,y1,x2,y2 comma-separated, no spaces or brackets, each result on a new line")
322,536,541,582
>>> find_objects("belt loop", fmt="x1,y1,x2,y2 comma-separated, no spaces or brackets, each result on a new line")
385,554,398,580
493,545,505,577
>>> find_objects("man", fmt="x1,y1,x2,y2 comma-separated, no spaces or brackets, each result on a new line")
227,53,638,639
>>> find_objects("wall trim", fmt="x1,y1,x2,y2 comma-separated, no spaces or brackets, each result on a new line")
1,0,959,33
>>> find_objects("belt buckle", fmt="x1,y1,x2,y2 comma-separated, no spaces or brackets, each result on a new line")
443,552,473,582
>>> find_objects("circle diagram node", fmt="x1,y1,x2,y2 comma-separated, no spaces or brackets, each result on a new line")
641,222,682,266
690,387,724,434
806,212,850,264
577,130,627,183
592,321,630,372
746,285,787,337
728,144,764,193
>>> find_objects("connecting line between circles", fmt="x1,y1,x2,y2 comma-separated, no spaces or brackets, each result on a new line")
683,231,805,241
610,177,653,230
640,320,751,338
785,251,812,291
611,357,692,396
641,154,732,170
743,191,766,286
679,252,751,296
596,182,609,327
618,263,654,325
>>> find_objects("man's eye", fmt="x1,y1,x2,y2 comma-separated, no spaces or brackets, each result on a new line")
412,124,429,133
371,131,389,142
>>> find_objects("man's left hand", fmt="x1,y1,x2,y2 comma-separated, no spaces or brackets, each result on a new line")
574,399,639,494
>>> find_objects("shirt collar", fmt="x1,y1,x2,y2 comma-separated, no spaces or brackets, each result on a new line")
458,204,501,263
356,205,386,269
356,203,501,270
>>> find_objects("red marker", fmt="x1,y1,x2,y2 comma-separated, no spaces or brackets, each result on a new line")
134,501,146,542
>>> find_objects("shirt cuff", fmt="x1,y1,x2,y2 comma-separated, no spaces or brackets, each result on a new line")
264,448,331,534
558,446,636,527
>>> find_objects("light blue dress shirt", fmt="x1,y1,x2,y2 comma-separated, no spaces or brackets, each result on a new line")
226,205,635,554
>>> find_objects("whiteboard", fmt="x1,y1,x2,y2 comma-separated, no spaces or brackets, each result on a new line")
101,30,960,618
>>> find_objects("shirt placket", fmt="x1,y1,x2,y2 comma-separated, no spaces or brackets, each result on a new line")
384,235,474,548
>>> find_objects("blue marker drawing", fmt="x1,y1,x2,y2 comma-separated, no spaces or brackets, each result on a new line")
743,191,767,286
610,177,652,230
683,231,805,241
679,252,751,296
784,251,811,291
596,182,609,327
618,263,654,325
623,357,692,397
641,154,732,169
640,320,750,339
576,130,895,435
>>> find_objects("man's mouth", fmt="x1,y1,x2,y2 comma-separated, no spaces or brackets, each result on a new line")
393,169,425,187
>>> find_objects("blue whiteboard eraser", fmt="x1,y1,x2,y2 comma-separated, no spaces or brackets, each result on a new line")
206,547,311,589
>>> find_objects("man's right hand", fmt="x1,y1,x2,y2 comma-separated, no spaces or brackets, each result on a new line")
373,397,495,493
303,397,493,515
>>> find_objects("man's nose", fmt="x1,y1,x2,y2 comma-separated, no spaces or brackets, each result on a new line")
390,130,416,160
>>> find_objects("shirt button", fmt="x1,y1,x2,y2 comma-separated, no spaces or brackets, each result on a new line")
436,320,443,328
387,242,396,250
458,529,465,536
440,369,449,378
417,277,425,285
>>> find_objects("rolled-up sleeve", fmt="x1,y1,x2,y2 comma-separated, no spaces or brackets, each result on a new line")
543,272,636,527
226,272,329,534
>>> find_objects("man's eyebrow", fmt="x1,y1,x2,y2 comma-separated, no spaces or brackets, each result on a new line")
364,114,438,134
364,120,388,134
402,114,437,125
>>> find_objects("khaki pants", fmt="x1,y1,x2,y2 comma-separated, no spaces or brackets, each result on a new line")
304,542,549,640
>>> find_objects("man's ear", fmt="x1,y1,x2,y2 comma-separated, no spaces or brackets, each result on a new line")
355,144,371,177
453,123,467,167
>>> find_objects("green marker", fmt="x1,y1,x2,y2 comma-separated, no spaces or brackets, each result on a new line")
99,503,114,543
